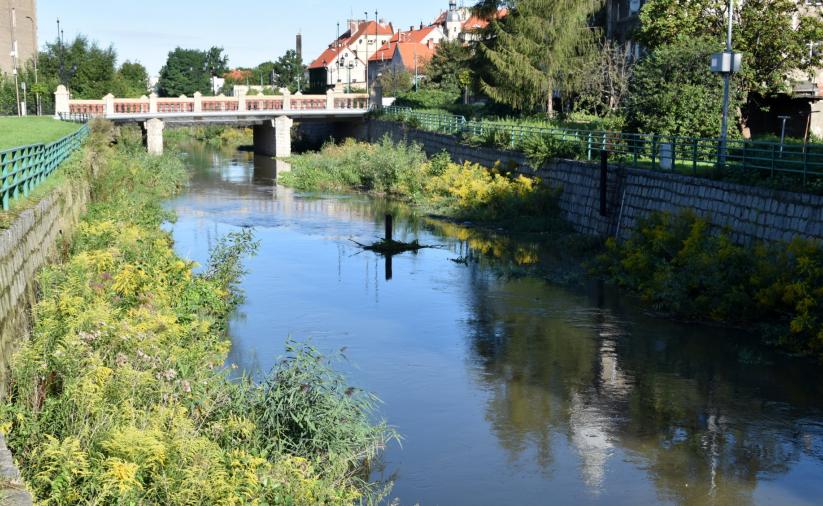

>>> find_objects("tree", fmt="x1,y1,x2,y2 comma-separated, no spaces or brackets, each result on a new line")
624,37,743,138
574,39,634,115
157,48,212,97
424,40,473,94
474,0,599,115
37,35,118,99
272,50,306,92
637,0,823,98
205,46,229,94
112,61,149,97
378,67,413,95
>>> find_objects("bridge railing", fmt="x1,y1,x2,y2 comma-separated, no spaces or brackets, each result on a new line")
1,122,89,210
382,106,823,187
60,86,369,117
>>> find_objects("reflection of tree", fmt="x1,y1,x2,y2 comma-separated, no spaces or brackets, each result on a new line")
458,263,823,503
463,273,599,473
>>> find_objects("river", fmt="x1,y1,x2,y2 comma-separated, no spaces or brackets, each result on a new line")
164,144,823,505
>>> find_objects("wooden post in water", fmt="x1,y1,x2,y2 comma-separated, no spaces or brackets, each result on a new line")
385,214,393,242
385,255,393,281
599,150,608,217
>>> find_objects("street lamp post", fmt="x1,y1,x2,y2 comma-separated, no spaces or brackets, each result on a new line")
25,15,39,115
711,0,741,165
346,61,354,93
9,6,21,116
364,11,370,98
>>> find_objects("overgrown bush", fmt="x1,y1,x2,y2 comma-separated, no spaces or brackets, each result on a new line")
0,124,395,504
424,160,565,229
253,342,396,488
283,137,566,231
519,133,586,168
596,210,823,358
282,136,428,197
394,89,459,110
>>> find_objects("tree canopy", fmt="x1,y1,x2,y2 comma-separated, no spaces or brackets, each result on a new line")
475,0,599,114
157,47,229,97
624,37,742,138
0,34,149,114
637,0,823,97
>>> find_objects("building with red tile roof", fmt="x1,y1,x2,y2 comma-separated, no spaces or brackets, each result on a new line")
308,19,394,91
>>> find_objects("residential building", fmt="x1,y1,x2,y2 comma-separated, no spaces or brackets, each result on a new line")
432,0,507,43
308,19,394,91
1,0,37,76
368,26,442,88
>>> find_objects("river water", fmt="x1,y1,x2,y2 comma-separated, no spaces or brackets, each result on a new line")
165,144,823,505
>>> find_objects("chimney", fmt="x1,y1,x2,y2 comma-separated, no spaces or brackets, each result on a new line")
420,22,424,29
348,19,359,34
296,33,303,59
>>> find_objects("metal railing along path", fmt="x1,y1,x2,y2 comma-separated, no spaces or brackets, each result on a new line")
0,123,89,210
383,106,823,185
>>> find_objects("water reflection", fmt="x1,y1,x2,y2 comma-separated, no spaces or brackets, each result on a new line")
461,271,823,504
166,143,823,506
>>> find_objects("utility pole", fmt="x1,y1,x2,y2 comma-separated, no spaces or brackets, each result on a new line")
9,6,21,116
25,16,39,115
719,0,733,162
364,11,370,95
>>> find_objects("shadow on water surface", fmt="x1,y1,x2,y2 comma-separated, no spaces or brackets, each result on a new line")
166,143,823,506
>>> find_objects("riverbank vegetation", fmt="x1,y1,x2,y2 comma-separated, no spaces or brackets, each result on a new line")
164,125,253,150
283,137,567,233
0,121,395,503
596,211,823,360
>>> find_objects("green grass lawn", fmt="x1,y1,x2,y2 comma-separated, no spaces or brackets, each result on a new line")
0,116,82,151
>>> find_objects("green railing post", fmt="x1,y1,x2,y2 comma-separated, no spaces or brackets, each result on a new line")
803,146,808,185
672,138,677,172
587,132,592,161
692,138,698,175
651,135,657,169
770,144,775,178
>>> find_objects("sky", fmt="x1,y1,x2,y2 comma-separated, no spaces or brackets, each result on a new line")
37,0,457,76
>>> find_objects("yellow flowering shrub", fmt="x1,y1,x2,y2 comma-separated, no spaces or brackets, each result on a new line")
0,125,386,504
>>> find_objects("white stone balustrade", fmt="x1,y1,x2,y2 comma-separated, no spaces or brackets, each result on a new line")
56,88,370,117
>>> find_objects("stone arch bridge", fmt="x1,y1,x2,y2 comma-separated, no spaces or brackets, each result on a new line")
54,85,373,156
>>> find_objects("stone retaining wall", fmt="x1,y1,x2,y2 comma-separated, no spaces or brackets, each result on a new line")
0,176,90,505
363,120,823,244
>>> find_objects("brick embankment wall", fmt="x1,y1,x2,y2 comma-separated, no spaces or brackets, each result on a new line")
0,177,90,505
362,120,823,244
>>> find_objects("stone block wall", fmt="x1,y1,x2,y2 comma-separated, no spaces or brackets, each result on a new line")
362,120,823,244
0,177,89,505
0,179,89,388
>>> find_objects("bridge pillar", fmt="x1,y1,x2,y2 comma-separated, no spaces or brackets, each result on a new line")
253,116,293,157
142,119,165,155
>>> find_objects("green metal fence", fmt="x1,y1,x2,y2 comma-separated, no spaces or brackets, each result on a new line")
383,106,823,183
0,123,89,210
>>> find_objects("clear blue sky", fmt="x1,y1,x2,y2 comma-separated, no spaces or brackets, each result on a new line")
38,0,455,76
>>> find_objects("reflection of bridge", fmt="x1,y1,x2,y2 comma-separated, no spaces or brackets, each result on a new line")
53,85,372,156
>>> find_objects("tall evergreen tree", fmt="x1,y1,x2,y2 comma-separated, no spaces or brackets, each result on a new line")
475,0,600,115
